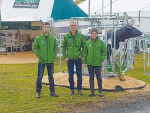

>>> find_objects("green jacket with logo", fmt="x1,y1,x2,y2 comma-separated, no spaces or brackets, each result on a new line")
33,33,58,63
83,37,107,66
61,30,86,60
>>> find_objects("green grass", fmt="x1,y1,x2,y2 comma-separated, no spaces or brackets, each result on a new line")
126,54,150,85
0,55,150,113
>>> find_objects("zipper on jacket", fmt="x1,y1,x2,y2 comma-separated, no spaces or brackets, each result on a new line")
73,36,75,59
46,37,48,62
92,42,95,65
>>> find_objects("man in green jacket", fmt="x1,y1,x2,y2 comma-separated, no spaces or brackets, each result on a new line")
61,21,86,95
33,22,58,98
83,28,107,96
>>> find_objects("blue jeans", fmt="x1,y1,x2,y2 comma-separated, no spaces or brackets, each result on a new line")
36,63,55,93
67,58,82,90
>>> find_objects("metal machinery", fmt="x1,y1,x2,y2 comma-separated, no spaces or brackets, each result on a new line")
143,33,150,75
0,33,7,55
56,13,140,78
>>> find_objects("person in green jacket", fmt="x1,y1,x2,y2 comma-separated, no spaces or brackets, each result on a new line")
61,21,86,95
83,28,107,97
33,22,59,98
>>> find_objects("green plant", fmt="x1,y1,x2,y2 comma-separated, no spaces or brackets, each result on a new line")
112,53,126,81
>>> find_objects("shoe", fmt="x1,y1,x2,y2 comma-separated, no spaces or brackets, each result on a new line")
89,93,94,97
36,93,40,98
69,90,74,95
99,92,103,97
50,92,59,97
78,90,83,95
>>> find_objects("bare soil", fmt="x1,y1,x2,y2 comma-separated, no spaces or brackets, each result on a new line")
42,73,146,90
0,51,38,64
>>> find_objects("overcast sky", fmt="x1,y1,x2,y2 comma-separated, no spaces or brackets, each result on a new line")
0,0,2,5
0,0,3,12
0,0,2,8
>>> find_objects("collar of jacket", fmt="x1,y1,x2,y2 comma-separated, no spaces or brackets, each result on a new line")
42,32,50,38
91,36,99,42
68,30,79,37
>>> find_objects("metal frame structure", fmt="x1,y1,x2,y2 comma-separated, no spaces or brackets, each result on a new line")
0,35,7,55
56,13,136,78
143,33,150,75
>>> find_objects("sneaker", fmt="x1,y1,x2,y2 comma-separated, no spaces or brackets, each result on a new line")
78,90,83,95
89,93,94,97
69,90,74,95
50,92,59,97
36,93,40,98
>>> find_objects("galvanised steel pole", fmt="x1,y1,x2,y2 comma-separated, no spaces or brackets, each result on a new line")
110,0,112,16
102,0,104,15
88,0,90,17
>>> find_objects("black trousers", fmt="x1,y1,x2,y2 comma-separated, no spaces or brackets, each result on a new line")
87,66,102,94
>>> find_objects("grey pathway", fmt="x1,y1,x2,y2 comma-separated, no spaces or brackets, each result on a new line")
90,100,150,113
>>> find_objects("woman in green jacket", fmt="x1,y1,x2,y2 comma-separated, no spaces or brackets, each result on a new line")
83,28,107,96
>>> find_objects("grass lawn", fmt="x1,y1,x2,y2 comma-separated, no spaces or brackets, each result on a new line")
0,54,150,113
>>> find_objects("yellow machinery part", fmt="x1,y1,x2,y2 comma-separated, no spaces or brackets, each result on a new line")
75,1,84,4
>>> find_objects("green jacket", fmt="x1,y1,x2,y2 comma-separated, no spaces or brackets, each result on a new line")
83,37,107,66
61,30,86,60
33,33,58,63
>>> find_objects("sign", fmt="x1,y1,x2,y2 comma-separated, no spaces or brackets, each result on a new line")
13,0,40,8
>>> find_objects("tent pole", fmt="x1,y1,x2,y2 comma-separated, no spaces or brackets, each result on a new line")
110,0,112,16
102,0,104,15
88,0,90,17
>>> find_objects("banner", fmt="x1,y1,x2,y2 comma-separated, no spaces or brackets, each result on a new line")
13,0,40,8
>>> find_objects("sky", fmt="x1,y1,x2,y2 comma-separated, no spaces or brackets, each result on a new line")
0,0,2,5
0,0,2,11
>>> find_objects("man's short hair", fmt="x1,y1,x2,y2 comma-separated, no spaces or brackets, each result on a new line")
42,22,50,27
70,20,77,25
90,28,98,34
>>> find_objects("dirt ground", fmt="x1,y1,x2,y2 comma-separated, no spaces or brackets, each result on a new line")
42,73,146,90
1,51,150,113
0,51,38,64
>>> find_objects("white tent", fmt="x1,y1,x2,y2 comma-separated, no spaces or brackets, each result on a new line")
78,0,150,33
1,0,87,22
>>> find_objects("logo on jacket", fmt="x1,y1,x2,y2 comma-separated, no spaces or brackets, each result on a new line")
89,44,92,47
42,40,44,43
69,39,72,41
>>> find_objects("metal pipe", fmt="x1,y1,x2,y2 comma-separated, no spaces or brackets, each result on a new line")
110,0,112,16
59,34,62,72
102,16,111,77
88,0,90,17
102,0,104,15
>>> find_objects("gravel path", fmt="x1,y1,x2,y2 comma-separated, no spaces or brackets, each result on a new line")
91,96,150,113
70,86,150,113
95,101,150,113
